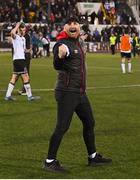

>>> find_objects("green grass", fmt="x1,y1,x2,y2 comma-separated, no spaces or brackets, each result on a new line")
0,52,140,178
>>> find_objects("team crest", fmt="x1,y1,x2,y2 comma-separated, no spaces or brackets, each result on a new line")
74,49,78,53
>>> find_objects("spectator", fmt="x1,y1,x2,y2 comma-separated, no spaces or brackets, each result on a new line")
51,26,58,41
31,31,38,58
37,32,44,57
109,33,117,55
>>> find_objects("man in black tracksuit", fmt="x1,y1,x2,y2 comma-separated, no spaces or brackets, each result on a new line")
44,17,112,172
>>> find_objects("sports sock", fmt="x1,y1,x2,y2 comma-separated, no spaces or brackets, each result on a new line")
24,83,32,98
89,152,96,159
121,63,126,73
128,62,132,72
6,82,15,97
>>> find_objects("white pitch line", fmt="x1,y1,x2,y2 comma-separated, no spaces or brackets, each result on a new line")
87,84,140,89
31,65,121,70
1,63,140,71
0,84,140,92
31,84,140,91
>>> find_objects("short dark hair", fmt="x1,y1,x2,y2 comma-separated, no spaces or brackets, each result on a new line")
124,28,129,34
65,16,79,24
19,22,26,28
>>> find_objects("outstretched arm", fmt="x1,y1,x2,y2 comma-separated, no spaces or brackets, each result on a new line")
11,22,21,39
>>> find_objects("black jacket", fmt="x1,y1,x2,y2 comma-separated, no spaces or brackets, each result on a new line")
53,34,86,94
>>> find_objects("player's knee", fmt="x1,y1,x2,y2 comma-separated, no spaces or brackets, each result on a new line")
22,73,29,82
10,74,18,84
55,126,69,136
121,58,125,63
128,59,131,63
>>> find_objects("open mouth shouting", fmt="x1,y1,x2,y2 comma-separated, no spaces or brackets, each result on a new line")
65,22,80,38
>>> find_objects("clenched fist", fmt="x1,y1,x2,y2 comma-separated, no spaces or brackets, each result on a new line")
58,44,67,59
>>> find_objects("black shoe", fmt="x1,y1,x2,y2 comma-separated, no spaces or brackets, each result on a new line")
43,160,66,173
88,153,112,166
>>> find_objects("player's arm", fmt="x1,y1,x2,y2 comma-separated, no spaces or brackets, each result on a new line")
53,43,70,63
11,22,21,39
25,48,32,53
25,38,32,53
79,34,88,54
80,34,88,41
53,43,70,70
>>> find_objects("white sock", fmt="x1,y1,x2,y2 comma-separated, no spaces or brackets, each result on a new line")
6,83,14,97
128,63,132,72
89,152,96,159
121,63,126,73
24,83,32,98
46,159,55,163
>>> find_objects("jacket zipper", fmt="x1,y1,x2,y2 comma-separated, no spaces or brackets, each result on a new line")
76,42,86,94
66,72,71,87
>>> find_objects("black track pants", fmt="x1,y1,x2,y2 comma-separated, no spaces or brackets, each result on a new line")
47,90,96,159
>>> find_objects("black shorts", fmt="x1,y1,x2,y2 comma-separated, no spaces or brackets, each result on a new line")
121,52,131,58
13,59,28,74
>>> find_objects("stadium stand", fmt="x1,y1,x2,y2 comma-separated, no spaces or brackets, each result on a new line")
0,0,140,53
0,0,138,24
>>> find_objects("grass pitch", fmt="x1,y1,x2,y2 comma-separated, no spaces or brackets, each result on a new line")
0,52,140,178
